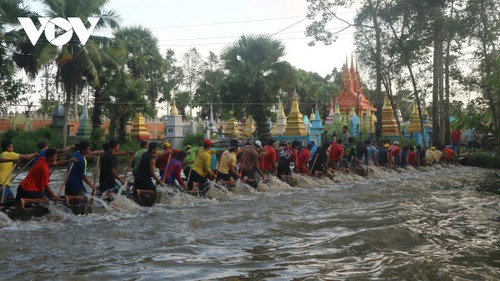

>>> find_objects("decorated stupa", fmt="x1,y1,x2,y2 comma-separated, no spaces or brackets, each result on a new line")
131,113,150,140
76,102,92,140
224,110,240,138
381,96,399,139
283,93,307,136
274,99,287,135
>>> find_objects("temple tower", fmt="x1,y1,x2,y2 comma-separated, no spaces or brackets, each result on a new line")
274,99,287,135
131,113,150,140
76,102,92,141
224,110,241,138
165,99,184,148
283,93,307,136
381,96,399,139
310,107,324,146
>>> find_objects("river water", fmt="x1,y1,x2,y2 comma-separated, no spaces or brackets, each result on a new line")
1,165,499,280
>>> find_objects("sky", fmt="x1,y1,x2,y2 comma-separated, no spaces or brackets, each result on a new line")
16,0,359,113
100,0,357,77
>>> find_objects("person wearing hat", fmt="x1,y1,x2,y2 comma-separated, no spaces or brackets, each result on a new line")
188,139,215,191
216,139,240,185
297,141,313,175
377,142,390,168
259,139,277,176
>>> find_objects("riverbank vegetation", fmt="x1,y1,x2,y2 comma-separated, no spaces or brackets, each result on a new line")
0,0,498,146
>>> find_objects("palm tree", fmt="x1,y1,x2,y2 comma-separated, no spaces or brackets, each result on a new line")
113,26,164,113
13,0,120,145
220,35,293,141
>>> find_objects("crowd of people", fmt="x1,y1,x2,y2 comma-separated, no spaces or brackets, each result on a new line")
0,126,463,209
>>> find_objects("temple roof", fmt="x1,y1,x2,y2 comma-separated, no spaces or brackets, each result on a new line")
336,56,376,112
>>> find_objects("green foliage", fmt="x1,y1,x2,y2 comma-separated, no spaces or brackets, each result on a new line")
460,152,500,170
5,127,63,154
2,129,19,140
183,133,205,148
118,136,141,153
90,127,106,151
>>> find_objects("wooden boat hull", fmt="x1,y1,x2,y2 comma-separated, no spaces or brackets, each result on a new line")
1,204,49,221
67,201,93,215
131,192,160,207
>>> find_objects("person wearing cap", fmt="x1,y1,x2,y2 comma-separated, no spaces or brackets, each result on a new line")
239,141,264,187
259,139,277,176
32,140,74,165
188,139,215,191
377,142,390,168
133,142,164,198
0,140,38,201
297,142,313,175
277,140,300,179
216,139,240,185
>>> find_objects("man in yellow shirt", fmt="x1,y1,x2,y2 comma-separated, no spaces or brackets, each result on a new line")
216,139,239,186
188,139,215,191
0,140,38,201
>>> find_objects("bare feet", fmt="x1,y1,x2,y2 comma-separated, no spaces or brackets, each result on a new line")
20,198,26,209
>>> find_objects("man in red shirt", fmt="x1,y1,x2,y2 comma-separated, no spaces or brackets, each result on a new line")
15,148,72,208
328,139,344,170
259,139,277,175
451,129,461,157
297,142,313,175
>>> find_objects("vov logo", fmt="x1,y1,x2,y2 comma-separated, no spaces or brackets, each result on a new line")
18,17,100,46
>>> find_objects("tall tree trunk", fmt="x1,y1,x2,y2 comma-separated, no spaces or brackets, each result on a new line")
369,0,384,139
62,98,70,147
432,2,444,147
407,65,427,148
444,27,453,144
118,115,127,144
92,89,103,128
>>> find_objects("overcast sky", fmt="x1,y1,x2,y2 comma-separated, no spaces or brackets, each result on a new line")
16,0,359,113
98,0,357,76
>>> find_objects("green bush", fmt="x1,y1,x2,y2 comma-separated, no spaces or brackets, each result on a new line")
460,152,500,169
6,127,63,154
183,133,205,148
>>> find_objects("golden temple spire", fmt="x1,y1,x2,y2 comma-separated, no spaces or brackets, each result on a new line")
170,98,179,115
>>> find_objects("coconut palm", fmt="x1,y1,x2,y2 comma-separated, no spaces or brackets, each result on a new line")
13,0,120,145
220,35,293,141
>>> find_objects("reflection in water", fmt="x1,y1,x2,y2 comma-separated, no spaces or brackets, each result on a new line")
1,166,499,280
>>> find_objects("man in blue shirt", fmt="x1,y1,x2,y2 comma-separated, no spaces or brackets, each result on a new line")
65,141,97,204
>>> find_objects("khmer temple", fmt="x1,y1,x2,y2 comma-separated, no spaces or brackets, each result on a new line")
327,56,377,134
